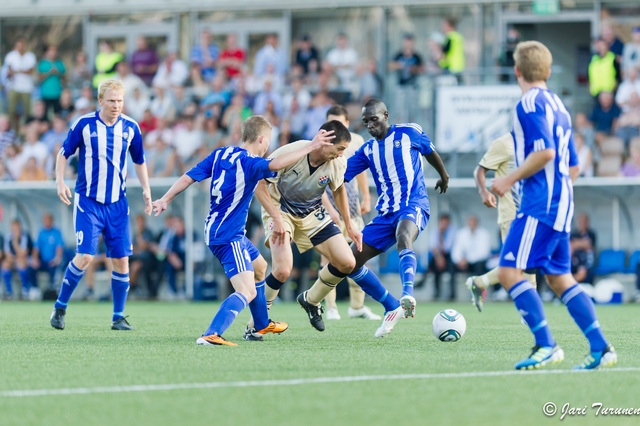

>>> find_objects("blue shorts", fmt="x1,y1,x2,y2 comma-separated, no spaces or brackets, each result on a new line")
209,236,261,279
499,214,571,275
74,194,132,258
362,205,429,252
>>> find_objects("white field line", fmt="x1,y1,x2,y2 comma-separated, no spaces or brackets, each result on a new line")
2,367,639,398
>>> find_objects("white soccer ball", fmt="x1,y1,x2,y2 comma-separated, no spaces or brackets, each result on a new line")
432,309,466,342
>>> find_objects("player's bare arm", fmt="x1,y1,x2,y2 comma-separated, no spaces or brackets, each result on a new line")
492,148,555,196
152,174,196,216
332,184,363,252
321,192,341,225
473,165,497,208
255,180,287,245
569,165,579,183
355,171,371,214
54,152,72,206
425,150,449,194
268,130,335,171
133,162,153,216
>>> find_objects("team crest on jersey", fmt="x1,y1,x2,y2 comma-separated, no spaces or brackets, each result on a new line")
268,221,274,231
122,131,129,140
319,175,330,185
393,139,401,148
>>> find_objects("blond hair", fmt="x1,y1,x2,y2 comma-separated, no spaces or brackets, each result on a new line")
513,41,552,83
242,115,272,143
98,79,125,100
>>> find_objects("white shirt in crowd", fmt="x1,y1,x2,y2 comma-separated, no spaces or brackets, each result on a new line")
4,49,36,93
451,225,492,265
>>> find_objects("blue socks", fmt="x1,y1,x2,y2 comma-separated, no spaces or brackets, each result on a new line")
349,266,400,313
561,284,607,353
18,268,30,294
398,249,417,297
205,292,248,336
509,280,555,348
249,280,269,331
111,271,130,321
2,269,12,296
55,262,85,309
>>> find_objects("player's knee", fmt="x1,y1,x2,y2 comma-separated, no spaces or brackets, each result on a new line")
253,258,268,282
334,255,356,275
271,265,291,282
244,286,257,302
76,253,94,269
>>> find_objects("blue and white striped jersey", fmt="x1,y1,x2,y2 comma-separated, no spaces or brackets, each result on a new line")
345,123,435,215
60,112,145,205
512,88,578,232
187,146,276,245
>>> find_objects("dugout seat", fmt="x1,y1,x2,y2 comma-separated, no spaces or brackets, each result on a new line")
626,250,640,274
593,249,627,275
596,155,622,177
599,137,625,156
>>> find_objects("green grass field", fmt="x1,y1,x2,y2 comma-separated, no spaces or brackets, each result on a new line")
1,300,639,426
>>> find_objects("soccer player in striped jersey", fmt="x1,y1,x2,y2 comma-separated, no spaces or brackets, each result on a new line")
151,116,333,346
304,98,449,338
50,79,152,331
492,41,616,370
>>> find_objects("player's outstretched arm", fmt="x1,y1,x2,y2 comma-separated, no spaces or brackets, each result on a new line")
332,184,362,252
268,130,335,171
54,152,72,206
152,174,196,217
133,162,153,216
321,192,341,225
425,150,449,194
473,165,497,208
492,148,555,196
355,172,371,214
255,180,287,245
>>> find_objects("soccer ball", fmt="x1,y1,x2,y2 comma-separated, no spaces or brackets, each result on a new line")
432,309,466,342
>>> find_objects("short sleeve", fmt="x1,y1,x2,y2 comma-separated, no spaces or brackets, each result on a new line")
128,124,145,164
344,144,370,182
243,155,277,182
410,127,434,156
568,132,579,168
479,134,512,171
186,152,215,182
60,120,83,158
329,158,346,191
519,106,555,151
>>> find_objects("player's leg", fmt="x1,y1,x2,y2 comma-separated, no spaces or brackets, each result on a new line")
346,278,381,320
498,216,563,369
396,217,421,318
15,250,30,299
264,231,293,308
319,254,341,319
2,254,15,298
545,235,616,370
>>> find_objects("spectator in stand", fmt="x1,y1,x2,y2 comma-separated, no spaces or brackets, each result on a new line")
20,123,49,168
149,86,175,121
200,75,232,114
185,65,209,101
68,51,91,100
92,41,124,90
172,86,194,119
575,112,598,159
221,94,251,133
57,89,75,121
38,45,65,117
325,33,359,101
2,219,33,299
498,28,520,82
3,144,23,180
253,78,283,116
115,61,148,98
451,215,491,301
202,115,226,151
130,36,159,87
41,115,68,155
614,66,640,149
253,34,287,77
0,114,15,157
425,214,457,300
4,37,36,131
570,213,596,284
152,51,189,91
288,97,307,141
18,157,47,181
575,133,594,177
621,142,640,177
25,100,51,134
257,63,284,94
139,108,157,135
295,35,320,76
190,30,220,82
439,18,466,82
144,117,173,149
124,87,150,123
158,216,188,299
622,27,640,73
129,214,157,297
388,33,424,122
74,85,95,112
283,76,311,115
589,38,617,99
0,161,13,181
602,23,624,84
218,33,246,81
358,59,383,103
172,115,203,170
32,213,65,290
303,91,334,140
590,91,620,144
147,135,178,178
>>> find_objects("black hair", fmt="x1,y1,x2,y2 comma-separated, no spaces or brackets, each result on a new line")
320,120,351,144
326,105,349,120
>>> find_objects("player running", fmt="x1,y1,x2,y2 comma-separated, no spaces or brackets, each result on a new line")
492,41,616,370
50,79,152,331
152,115,334,346
466,133,536,311
299,98,449,337
252,120,361,334
320,105,380,321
